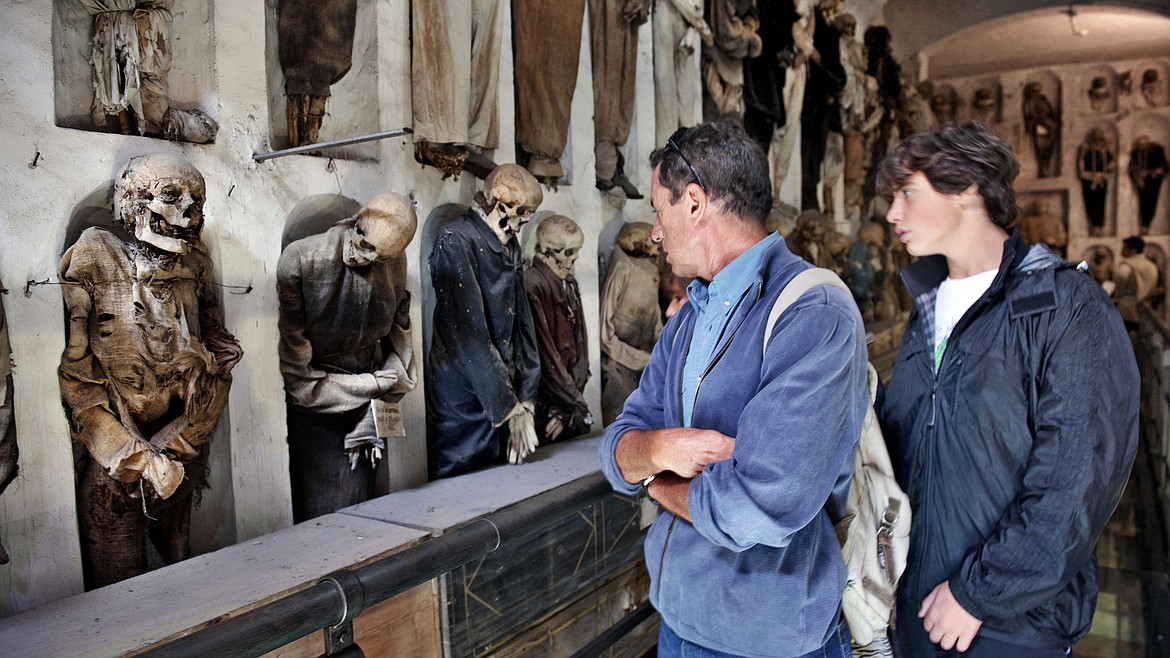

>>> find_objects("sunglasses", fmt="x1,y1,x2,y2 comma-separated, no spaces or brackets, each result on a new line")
666,128,707,195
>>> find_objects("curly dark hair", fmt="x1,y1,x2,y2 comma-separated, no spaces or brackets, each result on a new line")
876,121,1020,229
649,122,772,224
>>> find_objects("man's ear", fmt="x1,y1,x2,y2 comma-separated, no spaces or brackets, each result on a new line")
686,183,707,227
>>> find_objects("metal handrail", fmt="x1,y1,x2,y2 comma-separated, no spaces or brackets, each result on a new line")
138,471,616,658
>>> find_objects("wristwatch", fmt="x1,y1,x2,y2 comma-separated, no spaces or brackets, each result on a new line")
641,473,659,505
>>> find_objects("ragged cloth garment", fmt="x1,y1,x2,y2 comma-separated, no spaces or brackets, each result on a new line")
412,0,503,149
80,0,174,134
0,278,17,565
426,210,540,478
523,259,591,442
512,0,587,180
652,0,710,145
589,0,650,182
277,220,417,521
59,227,242,499
599,246,661,424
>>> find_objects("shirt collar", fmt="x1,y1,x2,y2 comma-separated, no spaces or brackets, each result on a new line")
686,232,779,313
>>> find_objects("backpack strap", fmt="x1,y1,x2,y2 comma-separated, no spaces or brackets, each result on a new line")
763,267,852,356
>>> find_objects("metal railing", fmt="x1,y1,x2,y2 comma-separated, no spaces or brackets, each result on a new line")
138,472,624,658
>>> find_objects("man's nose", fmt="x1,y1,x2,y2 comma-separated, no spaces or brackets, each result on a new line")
651,222,664,243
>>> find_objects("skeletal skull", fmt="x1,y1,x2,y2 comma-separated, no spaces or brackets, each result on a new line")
478,164,543,244
535,215,584,280
617,222,658,259
115,153,206,255
343,192,418,268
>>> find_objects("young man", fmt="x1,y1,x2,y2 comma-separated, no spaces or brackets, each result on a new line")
599,121,868,657
876,122,1139,657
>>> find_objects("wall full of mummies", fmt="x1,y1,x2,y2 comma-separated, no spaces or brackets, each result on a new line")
924,56,1170,320
0,0,677,615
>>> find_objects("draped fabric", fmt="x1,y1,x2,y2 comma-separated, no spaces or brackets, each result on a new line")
702,0,762,120
81,0,174,134
512,0,587,179
1077,141,1115,230
590,0,650,181
742,0,797,149
0,279,16,566
411,0,503,149
59,228,241,587
652,0,708,146
278,0,358,97
799,4,844,209
1130,140,1168,229
599,247,661,424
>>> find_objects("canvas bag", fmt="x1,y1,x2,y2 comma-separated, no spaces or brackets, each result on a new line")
763,267,911,651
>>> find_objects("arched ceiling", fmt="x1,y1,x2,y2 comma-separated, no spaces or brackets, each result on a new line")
921,5,1170,79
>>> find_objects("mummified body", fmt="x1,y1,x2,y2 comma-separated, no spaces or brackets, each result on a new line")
59,154,241,589
524,215,592,444
277,194,418,522
427,164,543,477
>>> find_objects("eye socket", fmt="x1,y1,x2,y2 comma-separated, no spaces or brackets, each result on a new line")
564,248,578,257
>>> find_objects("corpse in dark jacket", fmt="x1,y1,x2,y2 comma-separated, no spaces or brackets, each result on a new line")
426,209,541,478
878,232,1139,654
523,215,592,444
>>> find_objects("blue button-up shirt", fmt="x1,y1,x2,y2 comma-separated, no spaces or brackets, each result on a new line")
680,232,778,425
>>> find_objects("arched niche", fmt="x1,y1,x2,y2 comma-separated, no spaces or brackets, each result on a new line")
1021,71,1062,179
262,0,381,160
1124,113,1170,237
1079,244,1115,288
1074,120,1121,238
280,194,362,250
966,78,1002,125
598,212,632,287
62,185,119,256
1125,60,1170,110
1080,65,1120,116
51,0,218,142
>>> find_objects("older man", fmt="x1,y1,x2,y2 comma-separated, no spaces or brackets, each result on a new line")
599,122,868,657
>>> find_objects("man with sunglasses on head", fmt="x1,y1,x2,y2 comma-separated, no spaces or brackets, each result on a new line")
599,121,869,657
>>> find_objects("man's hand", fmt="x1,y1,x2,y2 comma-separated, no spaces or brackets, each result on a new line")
614,427,734,484
656,428,735,479
920,581,982,652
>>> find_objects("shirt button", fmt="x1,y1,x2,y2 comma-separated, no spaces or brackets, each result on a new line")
723,300,730,307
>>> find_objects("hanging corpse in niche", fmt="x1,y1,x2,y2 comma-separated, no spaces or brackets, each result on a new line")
58,153,242,588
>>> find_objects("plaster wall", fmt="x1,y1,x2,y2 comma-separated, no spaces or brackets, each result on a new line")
0,0,669,616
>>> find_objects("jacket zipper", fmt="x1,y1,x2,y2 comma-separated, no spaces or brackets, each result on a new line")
664,283,762,598
656,515,678,600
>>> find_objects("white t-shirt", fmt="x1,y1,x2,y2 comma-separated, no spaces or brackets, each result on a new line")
933,268,997,369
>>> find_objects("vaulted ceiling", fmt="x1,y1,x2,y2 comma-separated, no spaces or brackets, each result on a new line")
919,5,1170,79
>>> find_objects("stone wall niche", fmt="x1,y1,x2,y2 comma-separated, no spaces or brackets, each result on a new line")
1081,65,1119,116
263,0,381,160
52,1,219,143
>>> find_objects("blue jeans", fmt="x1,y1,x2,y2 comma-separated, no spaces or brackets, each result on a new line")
657,618,853,658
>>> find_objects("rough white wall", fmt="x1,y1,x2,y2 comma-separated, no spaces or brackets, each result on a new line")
0,0,669,616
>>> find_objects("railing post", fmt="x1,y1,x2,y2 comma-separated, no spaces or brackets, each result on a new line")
318,570,366,658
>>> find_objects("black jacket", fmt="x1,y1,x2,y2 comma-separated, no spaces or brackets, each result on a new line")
878,233,1139,653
